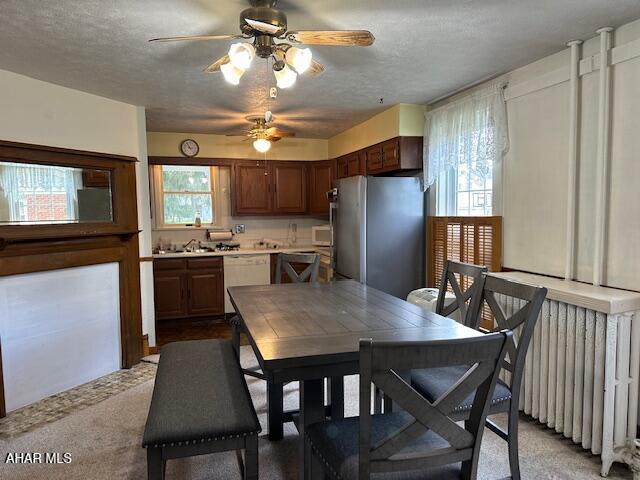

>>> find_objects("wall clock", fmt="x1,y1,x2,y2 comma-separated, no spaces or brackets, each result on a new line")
180,139,199,157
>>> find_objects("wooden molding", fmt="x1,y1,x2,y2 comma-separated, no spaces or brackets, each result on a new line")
148,156,236,166
0,139,137,163
140,256,154,262
0,141,143,417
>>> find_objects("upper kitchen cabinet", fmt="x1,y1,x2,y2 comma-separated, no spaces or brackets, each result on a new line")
272,162,308,215
232,160,272,215
309,160,334,216
336,152,362,179
336,136,423,178
366,137,423,174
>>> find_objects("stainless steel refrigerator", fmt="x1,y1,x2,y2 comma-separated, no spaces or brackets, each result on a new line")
333,175,425,299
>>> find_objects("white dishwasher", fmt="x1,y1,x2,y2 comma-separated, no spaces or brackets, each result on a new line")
223,254,271,313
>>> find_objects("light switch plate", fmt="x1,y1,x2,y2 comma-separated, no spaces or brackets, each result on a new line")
234,224,246,234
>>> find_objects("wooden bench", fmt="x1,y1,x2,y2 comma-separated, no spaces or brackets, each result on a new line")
142,339,261,480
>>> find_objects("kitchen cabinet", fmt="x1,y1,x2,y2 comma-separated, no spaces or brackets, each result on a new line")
336,152,363,179
336,156,349,179
366,137,422,174
272,162,308,214
153,257,224,320
382,138,400,169
309,160,334,215
366,146,383,172
153,270,187,319
233,160,272,215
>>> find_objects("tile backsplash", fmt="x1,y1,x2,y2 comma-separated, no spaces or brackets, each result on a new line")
151,167,327,249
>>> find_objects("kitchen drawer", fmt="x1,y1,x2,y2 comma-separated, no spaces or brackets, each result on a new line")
187,257,223,270
153,258,186,271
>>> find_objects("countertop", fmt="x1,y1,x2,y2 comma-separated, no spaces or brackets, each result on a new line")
490,271,640,315
152,246,329,259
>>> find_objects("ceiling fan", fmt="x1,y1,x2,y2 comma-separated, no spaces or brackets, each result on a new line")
238,112,295,153
149,0,375,89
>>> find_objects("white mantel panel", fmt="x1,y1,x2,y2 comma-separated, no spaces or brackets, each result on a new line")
0,263,121,412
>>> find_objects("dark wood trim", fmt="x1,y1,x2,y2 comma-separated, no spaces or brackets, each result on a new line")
148,156,236,166
140,256,154,262
0,141,143,417
0,139,137,162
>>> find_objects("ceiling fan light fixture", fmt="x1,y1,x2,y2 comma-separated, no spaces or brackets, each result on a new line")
253,138,271,153
228,42,255,70
273,63,297,89
220,62,245,85
285,47,312,74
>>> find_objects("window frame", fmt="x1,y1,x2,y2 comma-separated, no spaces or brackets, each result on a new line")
151,164,220,229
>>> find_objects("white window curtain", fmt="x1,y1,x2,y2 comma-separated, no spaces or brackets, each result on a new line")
423,83,509,201
0,162,83,223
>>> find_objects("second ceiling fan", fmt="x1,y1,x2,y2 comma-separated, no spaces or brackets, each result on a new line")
150,0,375,89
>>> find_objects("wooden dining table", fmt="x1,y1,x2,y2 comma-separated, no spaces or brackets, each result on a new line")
228,279,482,479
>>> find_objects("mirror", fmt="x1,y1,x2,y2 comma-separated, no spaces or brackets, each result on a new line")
0,161,113,225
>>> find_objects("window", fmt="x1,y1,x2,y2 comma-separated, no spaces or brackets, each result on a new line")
424,83,508,216
152,165,217,227
435,143,493,216
0,161,113,224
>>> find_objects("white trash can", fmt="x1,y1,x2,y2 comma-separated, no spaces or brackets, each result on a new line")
406,288,460,322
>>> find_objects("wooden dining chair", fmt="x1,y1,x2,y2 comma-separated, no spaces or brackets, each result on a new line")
411,275,547,480
436,260,487,327
374,260,487,414
275,253,320,284
305,332,512,480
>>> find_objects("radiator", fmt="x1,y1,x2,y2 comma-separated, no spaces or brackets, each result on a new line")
496,294,640,477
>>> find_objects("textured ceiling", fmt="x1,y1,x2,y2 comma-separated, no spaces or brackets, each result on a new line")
1,1,639,138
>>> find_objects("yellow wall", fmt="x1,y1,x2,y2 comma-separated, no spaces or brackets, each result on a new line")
147,132,328,161
327,103,426,158
148,103,426,161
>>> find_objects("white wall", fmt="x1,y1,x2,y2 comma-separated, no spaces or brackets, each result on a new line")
435,19,640,291
0,264,121,412
0,69,153,353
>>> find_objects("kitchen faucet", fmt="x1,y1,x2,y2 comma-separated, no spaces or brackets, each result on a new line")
183,239,200,252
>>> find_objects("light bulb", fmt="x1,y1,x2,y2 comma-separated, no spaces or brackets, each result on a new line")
253,138,271,153
273,64,297,89
228,42,255,70
285,47,312,74
220,62,245,85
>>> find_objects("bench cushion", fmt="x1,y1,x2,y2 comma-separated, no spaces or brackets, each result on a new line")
142,339,261,448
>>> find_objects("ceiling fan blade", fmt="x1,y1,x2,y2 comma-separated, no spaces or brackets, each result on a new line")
245,18,281,35
304,59,325,76
285,30,375,46
149,34,244,43
266,127,295,138
204,54,230,73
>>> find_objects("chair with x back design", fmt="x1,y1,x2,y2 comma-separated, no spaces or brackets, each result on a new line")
436,260,487,327
411,274,547,480
275,253,321,284
305,332,512,480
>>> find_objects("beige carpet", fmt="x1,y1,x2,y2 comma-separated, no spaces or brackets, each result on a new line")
0,346,633,480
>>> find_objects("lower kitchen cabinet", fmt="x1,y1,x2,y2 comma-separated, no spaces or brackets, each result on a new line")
153,270,187,319
153,257,224,320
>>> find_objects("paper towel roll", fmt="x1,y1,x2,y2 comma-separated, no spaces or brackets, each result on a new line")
208,230,233,242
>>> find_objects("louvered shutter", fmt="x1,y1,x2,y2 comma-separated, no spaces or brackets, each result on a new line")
427,216,502,329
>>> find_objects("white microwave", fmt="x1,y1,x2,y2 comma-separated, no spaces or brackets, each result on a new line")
311,225,332,246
